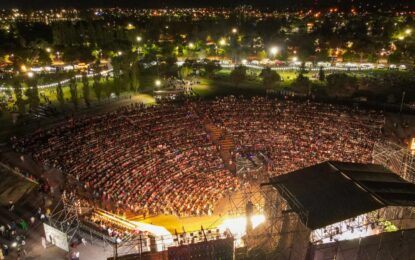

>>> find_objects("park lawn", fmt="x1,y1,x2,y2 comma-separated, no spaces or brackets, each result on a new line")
192,77,266,98
138,75,160,93
0,164,37,206
133,94,156,104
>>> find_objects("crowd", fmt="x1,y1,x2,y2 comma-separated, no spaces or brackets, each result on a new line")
13,102,238,217
0,204,48,259
199,96,384,175
12,97,384,218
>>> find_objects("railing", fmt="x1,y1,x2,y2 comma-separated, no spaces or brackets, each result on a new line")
0,69,113,90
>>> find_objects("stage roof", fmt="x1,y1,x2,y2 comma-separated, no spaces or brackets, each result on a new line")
269,161,415,230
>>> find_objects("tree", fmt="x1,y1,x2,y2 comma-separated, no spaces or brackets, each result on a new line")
37,49,52,65
326,73,358,95
180,65,192,78
93,67,102,102
12,79,26,114
260,67,281,88
204,61,221,78
103,81,113,99
318,67,326,81
25,78,40,111
291,74,312,94
230,65,247,87
129,63,140,92
62,46,94,64
56,82,65,111
69,77,78,110
388,51,402,64
82,73,91,108
299,62,307,75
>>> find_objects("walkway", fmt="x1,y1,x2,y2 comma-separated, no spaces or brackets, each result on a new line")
204,121,236,173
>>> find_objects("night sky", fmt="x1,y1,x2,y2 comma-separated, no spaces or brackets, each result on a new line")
0,0,413,9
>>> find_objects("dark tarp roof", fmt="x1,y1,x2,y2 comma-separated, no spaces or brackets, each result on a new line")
268,161,415,230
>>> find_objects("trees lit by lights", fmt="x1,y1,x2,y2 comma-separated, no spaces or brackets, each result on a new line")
219,39,227,46
405,29,412,35
188,42,195,48
46,47,51,53
27,72,34,78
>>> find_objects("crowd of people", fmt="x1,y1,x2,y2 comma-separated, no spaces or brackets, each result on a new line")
13,102,238,217
199,96,384,175
12,97,385,218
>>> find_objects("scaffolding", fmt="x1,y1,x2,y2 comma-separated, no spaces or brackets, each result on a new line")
49,190,82,243
372,141,415,183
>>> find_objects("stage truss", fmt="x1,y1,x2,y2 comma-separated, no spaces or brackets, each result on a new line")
372,141,415,183
49,190,82,243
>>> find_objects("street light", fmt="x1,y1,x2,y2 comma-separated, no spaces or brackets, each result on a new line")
136,36,142,42
405,29,412,35
219,39,226,46
188,42,195,49
117,51,123,56
46,47,51,53
155,79,161,87
398,36,405,41
269,46,279,56
27,72,34,78
292,56,298,62
232,28,238,34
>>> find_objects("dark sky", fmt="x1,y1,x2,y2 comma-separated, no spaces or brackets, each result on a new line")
0,0,413,9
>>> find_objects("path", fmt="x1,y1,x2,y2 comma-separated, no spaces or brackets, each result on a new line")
204,120,236,173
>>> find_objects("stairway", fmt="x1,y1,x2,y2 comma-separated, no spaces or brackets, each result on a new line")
204,122,236,173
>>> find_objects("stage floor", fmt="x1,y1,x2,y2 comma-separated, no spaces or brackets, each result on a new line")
128,184,264,234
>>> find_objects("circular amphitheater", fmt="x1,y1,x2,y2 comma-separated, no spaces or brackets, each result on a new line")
13,96,385,234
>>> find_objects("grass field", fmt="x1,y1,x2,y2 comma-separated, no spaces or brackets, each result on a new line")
0,163,37,206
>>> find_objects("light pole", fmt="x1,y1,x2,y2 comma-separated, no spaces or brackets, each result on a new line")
400,91,406,113
269,46,279,59
155,79,161,88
